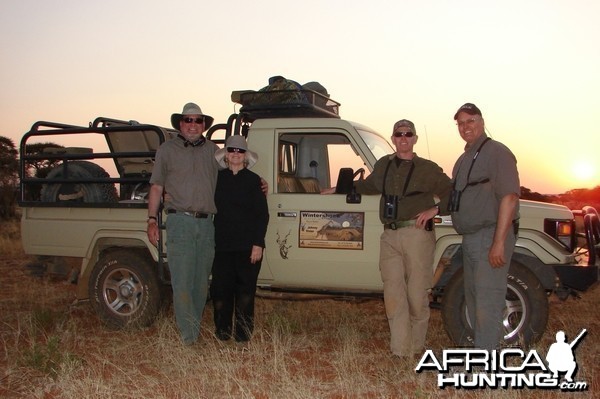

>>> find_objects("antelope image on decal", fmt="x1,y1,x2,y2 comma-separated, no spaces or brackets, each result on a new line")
276,230,292,259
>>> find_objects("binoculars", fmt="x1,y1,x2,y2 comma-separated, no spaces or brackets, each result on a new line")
447,189,462,212
384,195,398,219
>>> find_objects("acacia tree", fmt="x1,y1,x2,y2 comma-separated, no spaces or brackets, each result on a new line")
0,136,19,219
24,142,64,177
22,142,65,200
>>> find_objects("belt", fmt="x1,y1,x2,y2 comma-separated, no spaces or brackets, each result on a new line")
383,220,417,230
167,209,209,218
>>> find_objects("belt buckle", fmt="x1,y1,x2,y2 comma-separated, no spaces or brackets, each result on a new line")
389,222,397,230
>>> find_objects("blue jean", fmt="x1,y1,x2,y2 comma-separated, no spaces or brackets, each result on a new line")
462,224,516,350
166,213,215,345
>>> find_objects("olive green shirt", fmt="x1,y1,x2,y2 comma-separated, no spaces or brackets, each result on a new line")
355,153,452,224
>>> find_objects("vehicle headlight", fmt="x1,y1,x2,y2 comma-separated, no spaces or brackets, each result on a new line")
544,219,575,252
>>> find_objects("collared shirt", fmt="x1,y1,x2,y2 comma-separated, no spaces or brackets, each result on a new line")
150,136,219,214
355,153,452,224
451,133,520,234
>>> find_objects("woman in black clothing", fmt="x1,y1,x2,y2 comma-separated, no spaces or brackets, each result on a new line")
212,135,269,343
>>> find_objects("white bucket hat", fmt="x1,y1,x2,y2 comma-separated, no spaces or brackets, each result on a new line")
215,135,259,169
171,102,214,131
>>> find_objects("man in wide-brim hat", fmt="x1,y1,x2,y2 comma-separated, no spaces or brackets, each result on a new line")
147,102,220,346
170,102,214,132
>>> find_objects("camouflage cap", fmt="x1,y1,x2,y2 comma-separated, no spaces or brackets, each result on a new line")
393,119,416,134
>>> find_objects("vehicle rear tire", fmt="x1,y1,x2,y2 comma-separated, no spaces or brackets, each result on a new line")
89,250,162,329
41,161,118,202
441,260,548,347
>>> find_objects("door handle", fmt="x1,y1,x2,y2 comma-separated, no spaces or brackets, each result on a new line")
277,211,297,217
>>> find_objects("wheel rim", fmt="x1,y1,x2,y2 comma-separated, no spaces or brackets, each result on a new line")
101,267,144,317
502,285,526,342
464,284,527,343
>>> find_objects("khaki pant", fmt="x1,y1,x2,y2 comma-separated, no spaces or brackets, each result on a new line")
379,227,435,356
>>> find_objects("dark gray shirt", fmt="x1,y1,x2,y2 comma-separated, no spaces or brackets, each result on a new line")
451,134,520,234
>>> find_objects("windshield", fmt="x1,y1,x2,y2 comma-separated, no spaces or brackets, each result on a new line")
357,128,393,161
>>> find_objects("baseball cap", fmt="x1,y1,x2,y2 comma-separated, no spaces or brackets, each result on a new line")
393,119,416,133
453,103,482,120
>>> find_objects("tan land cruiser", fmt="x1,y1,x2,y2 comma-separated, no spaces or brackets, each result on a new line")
18,90,600,347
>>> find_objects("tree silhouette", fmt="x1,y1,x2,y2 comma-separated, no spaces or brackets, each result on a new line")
23,142,65,177
0,136,19,219
21,142,65,200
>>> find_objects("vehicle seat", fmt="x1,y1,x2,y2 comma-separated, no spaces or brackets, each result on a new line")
278,174,305,193
297,177,321,193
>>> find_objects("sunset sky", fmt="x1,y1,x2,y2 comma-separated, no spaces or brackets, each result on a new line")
1,0,598,194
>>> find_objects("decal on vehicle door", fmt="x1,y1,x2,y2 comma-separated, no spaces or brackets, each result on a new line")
299,211,364,250
276,230,292,259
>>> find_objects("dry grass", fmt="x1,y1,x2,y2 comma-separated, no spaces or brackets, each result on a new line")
0,219,23,258
0,219,598,398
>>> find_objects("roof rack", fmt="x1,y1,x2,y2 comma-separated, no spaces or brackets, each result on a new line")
231,89,341,120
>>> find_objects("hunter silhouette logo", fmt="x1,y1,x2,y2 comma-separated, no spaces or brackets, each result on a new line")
415,328,589,390
545,329,586,383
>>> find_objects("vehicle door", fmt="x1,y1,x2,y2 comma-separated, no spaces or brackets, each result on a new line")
261,127,390,292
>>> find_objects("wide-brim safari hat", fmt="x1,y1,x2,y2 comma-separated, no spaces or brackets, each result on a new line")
215,135,259,169
170,102,214,131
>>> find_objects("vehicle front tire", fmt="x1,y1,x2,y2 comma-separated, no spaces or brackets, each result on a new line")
89,249,162,329
441,260,548,348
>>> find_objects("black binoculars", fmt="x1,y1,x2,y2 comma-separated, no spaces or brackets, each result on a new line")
447,189,462,212
384,195,398,219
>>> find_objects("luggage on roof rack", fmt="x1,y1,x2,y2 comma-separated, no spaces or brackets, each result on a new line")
230,74,342,121
231,89,341,120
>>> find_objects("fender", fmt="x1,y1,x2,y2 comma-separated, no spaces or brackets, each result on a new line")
77,229,157,300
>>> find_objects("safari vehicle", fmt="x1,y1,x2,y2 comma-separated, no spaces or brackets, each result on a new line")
18,89,600,347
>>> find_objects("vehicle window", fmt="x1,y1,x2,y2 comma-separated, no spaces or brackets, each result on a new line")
277,132,370,194
327,143,370,186
357,128,393,161
279,140,297,174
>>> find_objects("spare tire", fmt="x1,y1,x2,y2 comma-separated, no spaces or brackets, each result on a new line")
40,161,118,203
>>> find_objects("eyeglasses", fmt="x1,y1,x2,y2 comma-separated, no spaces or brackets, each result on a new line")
393,131,415,138
227,147,246,153
182,117,204,124
456,118,479,128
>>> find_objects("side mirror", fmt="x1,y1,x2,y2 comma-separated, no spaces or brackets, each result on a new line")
335,168,354,194
334,167,362,203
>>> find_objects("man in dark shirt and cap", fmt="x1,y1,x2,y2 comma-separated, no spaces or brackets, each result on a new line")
450,103,520,351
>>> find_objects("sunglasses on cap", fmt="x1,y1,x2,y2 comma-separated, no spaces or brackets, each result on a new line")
226,147,246,153
182,117,205,124
393,131,415,138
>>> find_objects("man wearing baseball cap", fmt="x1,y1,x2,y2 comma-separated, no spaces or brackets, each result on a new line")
353,118,452,358
450,103,520,351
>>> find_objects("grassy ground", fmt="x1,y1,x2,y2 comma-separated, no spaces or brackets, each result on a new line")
0,219,598,398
